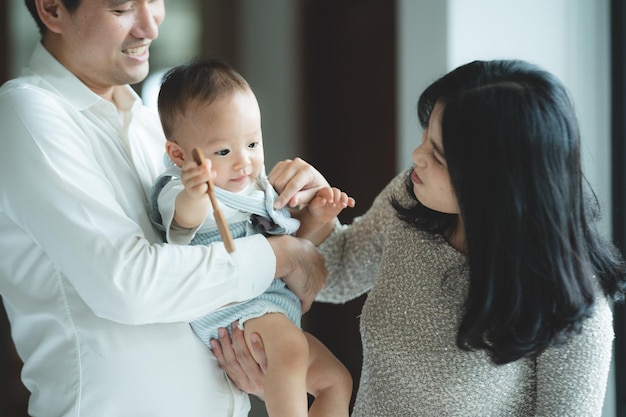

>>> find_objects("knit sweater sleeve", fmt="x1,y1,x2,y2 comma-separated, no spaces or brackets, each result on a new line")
316,171,409,304
535,288,614,416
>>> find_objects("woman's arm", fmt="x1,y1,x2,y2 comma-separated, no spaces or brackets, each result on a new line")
213,170,407,394
315,172,408,303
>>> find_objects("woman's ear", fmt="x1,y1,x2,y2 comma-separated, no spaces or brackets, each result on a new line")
35,0,66,34
166,141,186,167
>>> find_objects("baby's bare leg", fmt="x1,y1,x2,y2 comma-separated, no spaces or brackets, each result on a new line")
244,313,309,417
305,332,353,417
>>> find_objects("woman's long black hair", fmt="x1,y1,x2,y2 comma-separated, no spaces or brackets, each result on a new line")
394,60,626,364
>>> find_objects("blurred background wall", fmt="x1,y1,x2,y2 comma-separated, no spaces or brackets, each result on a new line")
1,1,623,416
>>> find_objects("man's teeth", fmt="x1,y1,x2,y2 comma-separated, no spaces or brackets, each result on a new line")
124,46,147,55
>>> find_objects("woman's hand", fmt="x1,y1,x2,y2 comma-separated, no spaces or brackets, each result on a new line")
211,322,268,399
269,158,330,209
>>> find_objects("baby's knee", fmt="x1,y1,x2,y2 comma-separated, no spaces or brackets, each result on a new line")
274,327,309,368
247,314,309,369
335,362,353,393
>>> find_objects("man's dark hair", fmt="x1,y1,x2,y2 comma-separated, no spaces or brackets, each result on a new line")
25,0,82,36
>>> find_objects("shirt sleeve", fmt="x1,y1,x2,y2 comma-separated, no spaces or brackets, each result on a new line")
534,293,614,416
0,84,275,325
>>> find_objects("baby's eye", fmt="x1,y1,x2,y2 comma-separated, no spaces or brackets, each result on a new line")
215,149,230,156
248,142,260,149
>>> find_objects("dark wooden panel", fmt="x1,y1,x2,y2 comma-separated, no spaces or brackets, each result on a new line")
298,0,397,411
0,298,29,417
1,2,30,416
0,0,8,84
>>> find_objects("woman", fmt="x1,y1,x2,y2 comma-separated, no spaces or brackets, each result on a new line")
215,59,626,416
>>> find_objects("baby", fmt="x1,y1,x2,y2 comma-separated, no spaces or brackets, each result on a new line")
150,56,354,417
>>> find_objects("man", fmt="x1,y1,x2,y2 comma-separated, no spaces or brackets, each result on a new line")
0,1,328,416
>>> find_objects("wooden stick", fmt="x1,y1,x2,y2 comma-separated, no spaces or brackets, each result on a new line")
191,148,236,253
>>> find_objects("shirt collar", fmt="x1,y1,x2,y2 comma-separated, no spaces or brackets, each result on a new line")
28,42,142,113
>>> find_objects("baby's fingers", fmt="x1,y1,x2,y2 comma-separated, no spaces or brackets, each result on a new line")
314,187,334,202
328,187,356,208
180,162,213,196
338,191,356,208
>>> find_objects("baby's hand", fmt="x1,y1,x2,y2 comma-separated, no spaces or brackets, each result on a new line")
180,159,213,200
306,187,355,223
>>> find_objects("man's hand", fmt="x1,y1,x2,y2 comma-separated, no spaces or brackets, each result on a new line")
267,235,327,313
211,323,268,399
269,158,330,209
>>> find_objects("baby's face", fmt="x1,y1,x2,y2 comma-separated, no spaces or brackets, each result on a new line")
179,90,264,192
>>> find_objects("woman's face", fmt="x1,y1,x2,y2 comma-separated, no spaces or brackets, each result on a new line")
410,102,460,214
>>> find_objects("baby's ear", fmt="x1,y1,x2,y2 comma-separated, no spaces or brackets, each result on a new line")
165,140,185,167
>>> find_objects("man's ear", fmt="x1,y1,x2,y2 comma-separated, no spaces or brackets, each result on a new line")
166,141,186,167
35,0,66,34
